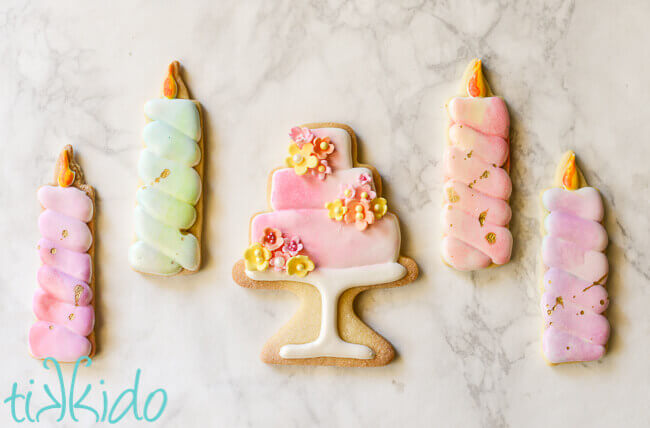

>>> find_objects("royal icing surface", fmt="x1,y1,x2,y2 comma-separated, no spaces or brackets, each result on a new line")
441,60,513,270
242,126,406,360
129,88,202,275
541,171,610,363
29,159,94,362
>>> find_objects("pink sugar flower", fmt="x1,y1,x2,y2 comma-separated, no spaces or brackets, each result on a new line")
358,172,372,185
260,227,284,251
311,159,331,181
340,184,356,203
356,183,377,201
281,236,304,257
269,250,289,272
289,127,315,147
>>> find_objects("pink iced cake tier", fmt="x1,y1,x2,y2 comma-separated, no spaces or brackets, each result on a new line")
250,210,401,268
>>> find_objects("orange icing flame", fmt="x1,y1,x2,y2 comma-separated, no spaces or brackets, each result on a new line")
56,149,75,187
467,59,487,98
163,62,178,99
562,152,579,190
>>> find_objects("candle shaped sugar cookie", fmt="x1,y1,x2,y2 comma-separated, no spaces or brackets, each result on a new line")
128,61,204,275
442,59,513,270
29,146,96,362
233,123,418,367
541,151,610,364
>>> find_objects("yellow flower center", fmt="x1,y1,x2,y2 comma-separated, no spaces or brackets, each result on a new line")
334,207,342,215
256,257,264,264
320,141,329,150
296,263,305,271
254,249,262,257
293,154,303,163
355,205,363,213
374,204,381,212
360,192,369,199
318,165,326,172
356,212,364,220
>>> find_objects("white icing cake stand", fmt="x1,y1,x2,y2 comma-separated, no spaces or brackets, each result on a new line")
247,262,406,360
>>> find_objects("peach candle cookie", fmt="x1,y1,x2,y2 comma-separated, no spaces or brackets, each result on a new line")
129,61,205,276
29,146,96,362
442,59,513,270
233,123,418,367
540,151,610,364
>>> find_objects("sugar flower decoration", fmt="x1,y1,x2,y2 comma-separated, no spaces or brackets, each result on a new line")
281,236,304,257
358,172,372,186
345,199,375,231
244,243,272,271
286,143,318,175
313,136,335,159
356,183,376,201
370,197,388,219
325,199,347,221
340,184,356,203
269,250,289,272
286,255,315,278
289,127,315,147
260,227,284,251
311,159,332,181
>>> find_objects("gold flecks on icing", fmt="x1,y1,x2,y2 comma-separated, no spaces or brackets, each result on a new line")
56,149,76,187
552,296,564,310
467,150,473,158
74,285,83,306
467,59,487,98
161,168,170,178
50,248,56,255
62,230,69,238
447,187,460,203
48,325,53,330
163,62,178,99
68,313,75,321
562,151,579,190
485,232,496,244
478,211,488,226
480,170,490,179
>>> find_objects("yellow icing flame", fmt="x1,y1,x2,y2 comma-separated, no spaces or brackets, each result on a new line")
467,59,487,98
562,152,579,190
56,149,75,187
163,62,178,99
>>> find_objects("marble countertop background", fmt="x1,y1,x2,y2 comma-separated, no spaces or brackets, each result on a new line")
1,0,648,427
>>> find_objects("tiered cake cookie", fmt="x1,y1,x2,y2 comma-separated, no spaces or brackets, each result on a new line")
442,59,513,270
540,151,610,364
128,61,204,276
29,146,96,362
233,123,418,367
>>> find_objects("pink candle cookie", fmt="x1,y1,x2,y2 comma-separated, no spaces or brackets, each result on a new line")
233,123,418,367
540,151,610,364
29,146,96,362
442,59,513,271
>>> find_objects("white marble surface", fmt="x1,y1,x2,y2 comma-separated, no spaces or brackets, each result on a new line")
1,0,648,426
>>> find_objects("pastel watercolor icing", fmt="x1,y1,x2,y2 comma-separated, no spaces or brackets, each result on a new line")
442,59,513,271
29,148,94,362
128,63,202,275
541,152,610,364
243,125,406,360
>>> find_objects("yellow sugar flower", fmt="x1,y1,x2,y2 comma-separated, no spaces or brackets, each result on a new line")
370,197,388,219
325,199,347,221
286,255,315,277
244,243,272,271
286,143,318,175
